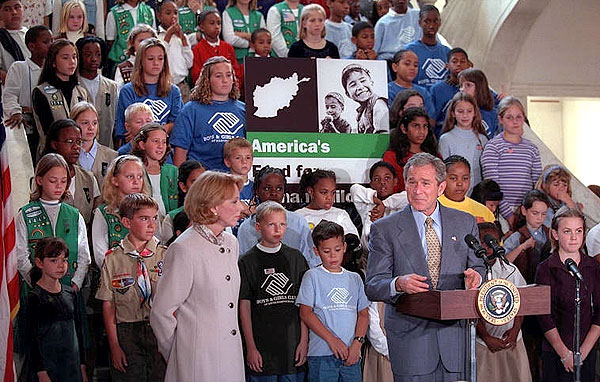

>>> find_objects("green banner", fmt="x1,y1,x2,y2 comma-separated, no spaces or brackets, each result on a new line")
248,132,389,158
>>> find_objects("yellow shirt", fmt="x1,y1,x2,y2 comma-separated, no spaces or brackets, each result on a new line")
438,194,496,223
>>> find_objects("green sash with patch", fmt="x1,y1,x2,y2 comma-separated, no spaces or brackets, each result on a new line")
108,3,154,63
22,201,79,285
178,6,197,34
274,2,302,49
98,203,128,249
160,164,179,212
225,6,263,61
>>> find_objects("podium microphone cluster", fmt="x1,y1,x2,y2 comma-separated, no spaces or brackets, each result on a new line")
482,234,510,265
464,234,487,259
565,258,584,281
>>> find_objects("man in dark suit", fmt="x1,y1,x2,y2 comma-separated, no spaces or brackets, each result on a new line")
365,152,485,381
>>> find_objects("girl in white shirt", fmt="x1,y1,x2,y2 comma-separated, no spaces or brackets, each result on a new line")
296,169,359,237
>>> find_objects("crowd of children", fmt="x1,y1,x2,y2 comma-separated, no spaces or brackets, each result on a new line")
2,0,598,381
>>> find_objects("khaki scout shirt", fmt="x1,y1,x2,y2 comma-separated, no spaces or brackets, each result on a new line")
96,236,166,323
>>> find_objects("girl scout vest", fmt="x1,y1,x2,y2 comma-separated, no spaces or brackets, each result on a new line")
64,166,97,225
274,2,302,50
99,203,129,250
89,144,118,191
178,6,197,35
33,82,90,160
148,164,179,213
225,6,263,61
168,205,184,221
108,3,154,63
21,201,80,285
79,75,118,149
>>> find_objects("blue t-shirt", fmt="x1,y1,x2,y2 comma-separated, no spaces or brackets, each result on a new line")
240,180,254,205
115,83,183,139
170,99,246,172
405,40,451,88
232,180,255,236
430,79,459,137
387,81,435,117
117,142,131,156
480,106,499,138
295,266,369,357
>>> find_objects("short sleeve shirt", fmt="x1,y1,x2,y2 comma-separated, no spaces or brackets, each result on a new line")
295,266,369,356
96,236,166,323
239,244,309,375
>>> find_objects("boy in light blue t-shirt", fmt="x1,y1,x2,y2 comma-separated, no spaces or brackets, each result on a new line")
296,221,369,382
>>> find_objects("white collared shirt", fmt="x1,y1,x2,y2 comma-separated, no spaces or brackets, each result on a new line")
157,25,194,84
79,139,99,171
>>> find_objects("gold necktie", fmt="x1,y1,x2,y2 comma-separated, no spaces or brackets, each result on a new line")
425,216,441,289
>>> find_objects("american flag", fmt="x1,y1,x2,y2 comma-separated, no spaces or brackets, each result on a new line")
0,85,18,381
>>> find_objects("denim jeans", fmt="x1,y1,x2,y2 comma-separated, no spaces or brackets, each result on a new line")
308,355,362,382
248,371,306,382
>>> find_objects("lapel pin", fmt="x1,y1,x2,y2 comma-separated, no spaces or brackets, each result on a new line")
451,235,457,241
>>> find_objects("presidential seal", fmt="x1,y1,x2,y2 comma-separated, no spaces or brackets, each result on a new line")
477,278,521,325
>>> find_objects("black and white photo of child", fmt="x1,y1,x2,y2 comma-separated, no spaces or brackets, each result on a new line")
341,63,389,133
320,92,352,133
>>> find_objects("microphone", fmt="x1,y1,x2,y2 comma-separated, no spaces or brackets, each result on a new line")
565,258,584,282
483,234,509,265
464,234,487,259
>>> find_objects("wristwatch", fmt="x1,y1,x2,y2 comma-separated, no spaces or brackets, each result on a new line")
353,336,365,344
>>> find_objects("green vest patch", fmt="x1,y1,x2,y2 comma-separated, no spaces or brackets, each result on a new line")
22,201,79,285
275,2,302,49
108,3,154,63
225,6,264,61
99,203,128,249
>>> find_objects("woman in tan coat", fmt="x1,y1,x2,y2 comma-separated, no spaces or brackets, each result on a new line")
150,171,246,381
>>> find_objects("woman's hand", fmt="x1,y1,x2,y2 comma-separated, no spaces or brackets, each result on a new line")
561,350,574,373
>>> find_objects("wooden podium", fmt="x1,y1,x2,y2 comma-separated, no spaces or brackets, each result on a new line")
396,285,550,319
395,285,551,382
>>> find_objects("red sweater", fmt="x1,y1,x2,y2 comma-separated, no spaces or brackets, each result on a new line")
382,150,413,193
191,39,242,85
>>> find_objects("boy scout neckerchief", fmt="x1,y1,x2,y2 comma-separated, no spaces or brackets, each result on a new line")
127,248,153,307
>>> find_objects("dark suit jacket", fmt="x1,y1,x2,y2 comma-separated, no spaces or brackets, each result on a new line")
365,204,485,376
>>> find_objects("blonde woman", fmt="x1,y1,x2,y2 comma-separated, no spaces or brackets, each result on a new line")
150,171,246,382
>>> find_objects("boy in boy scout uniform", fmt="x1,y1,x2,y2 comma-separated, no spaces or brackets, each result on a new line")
96,193,166,381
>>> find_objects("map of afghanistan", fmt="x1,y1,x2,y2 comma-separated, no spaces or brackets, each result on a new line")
253,73,311,118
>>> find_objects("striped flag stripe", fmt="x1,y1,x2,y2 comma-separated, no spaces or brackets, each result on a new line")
0,142,17,382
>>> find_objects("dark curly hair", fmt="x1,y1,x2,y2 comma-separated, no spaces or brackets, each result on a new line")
389,107,438,167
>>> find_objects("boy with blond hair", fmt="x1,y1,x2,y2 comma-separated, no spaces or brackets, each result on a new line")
239,201,309,380
117,102,154,155
224,137,254,205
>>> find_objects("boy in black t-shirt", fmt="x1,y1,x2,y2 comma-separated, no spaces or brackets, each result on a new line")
239,201,310,381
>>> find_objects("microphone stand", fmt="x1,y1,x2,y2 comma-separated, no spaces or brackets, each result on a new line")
574,277,581,382
467,248,492,382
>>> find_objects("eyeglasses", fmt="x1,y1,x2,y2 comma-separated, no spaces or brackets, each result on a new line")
60,139,83,146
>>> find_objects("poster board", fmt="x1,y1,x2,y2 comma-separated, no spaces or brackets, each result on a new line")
244,57,390,207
